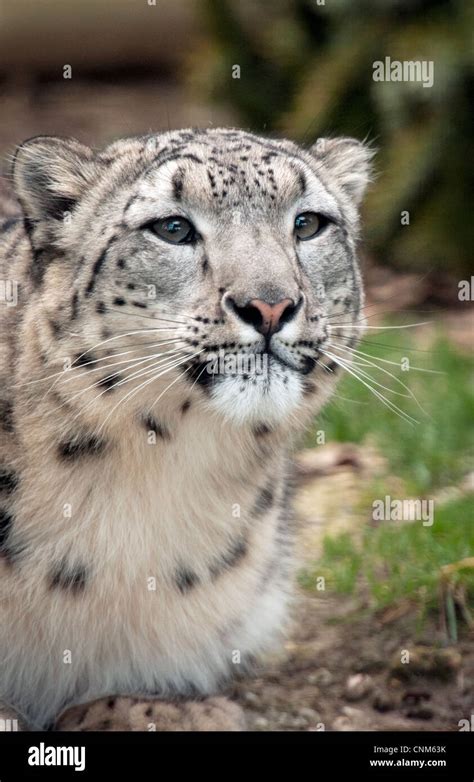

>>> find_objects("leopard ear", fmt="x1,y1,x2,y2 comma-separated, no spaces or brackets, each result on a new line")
12,136,96,221
309,137,375,205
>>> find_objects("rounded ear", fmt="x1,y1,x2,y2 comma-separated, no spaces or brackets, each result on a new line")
309,137,375,206
12,136,96,221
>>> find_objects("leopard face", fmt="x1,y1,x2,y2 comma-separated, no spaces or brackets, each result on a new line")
13,129,372,428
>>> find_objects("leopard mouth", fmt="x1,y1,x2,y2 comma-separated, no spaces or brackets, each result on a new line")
185,345,319,389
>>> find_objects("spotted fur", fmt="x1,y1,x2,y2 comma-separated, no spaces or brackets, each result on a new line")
0,128,372,728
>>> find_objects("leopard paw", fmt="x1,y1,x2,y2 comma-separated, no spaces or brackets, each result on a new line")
0,701,28,731
54,695,245,732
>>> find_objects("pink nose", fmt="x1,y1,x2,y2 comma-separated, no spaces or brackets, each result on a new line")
248,298,294,336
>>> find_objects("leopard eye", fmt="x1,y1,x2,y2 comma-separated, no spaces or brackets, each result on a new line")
294,212,328,240
148,216,196,244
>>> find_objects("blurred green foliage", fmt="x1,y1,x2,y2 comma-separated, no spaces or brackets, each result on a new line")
300,328,474,623
196,0,473,276
299,495,474,622
306,327,474,494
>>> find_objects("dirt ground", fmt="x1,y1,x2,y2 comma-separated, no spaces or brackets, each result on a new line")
231,450,474,732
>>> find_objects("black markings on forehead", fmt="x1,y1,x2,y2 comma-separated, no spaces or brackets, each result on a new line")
50,560,88,594
175,566,199,594
58,433,108,461
172,170,184,201
143,415,171,440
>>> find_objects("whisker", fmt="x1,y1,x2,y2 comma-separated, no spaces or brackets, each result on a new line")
326,341,430,416
320,348,419,425
102,307,191,326
67,351,191,424
329,321,431,331
64,349,187,408
327,341,444,375
60,339,186,380
96,349,204,434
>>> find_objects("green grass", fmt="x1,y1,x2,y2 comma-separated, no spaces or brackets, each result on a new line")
301,325,474,624
300,495,474,615
307,327,474,494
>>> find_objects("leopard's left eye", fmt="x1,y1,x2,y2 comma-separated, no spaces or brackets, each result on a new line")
294,212,329,240
147,216,196,245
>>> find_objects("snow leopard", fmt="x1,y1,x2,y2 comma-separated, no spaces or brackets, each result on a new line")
0,128,372,730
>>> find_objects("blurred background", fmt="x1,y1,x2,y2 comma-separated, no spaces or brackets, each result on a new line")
0,0,472,731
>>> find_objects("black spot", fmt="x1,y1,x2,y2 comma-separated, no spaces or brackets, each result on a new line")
85,235,118,298
50,560,88,594
325,361,339,373
0,508,19,563
48,319,62,338
172,171,184,201
113,297,126,306
184,361,214,391
117,258,126,269
85,248,107,297
144,415,171,439
96,301,106,314
175,567,199,594
74,352,96,369
58,434,108,461
0,469,18,493
70,291,79,320
297,170,307,194
98,373,123,391
1,217,20,232
132,301,147,309
107,698,116,709
253,482,274,516
0,400,14,432
253,424,272,437
209,537,248,580
181,399,191,414
202,255,209,275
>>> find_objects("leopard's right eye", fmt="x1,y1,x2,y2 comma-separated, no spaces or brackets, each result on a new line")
146,216,196,245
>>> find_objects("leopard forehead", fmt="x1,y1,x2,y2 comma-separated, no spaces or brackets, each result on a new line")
83,127,342,234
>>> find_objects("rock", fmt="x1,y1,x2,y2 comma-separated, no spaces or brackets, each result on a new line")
405,707,434,721
242,691,259,706
372,689,397,713
390,646,462,681
307,667,333,686
298,707,322,724
344,673,374,701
